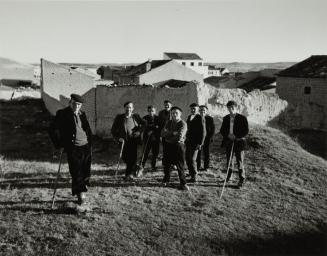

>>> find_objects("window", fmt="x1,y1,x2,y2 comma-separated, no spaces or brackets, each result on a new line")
304,86,311,94
191,62,194,66
182,62,186,66
198,62,202,66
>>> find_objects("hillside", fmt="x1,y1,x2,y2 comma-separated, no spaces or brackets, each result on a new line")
207,62,296,73
0,99,326,256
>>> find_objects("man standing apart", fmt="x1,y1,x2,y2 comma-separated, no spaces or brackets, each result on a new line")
161,107,189,191
111,101,145,180
158,100,172,169
197,105,215,171
141,105,160,171
49,94,92,205
220,100,249,188
185,103,206,183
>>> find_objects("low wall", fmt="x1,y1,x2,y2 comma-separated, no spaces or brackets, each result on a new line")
95,84,198,137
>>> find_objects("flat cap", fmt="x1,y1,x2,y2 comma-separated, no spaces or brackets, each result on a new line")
226,100,237,107
171,106,182,112
70,93,84,103
189,103,199,107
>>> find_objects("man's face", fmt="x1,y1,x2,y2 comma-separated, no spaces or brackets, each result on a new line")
227,105,236,115
171,109,181,121
164,102,172,111
70,99,82,113
190,106,198,115
148,107,156,116
125,103,134,115
199,107,207,116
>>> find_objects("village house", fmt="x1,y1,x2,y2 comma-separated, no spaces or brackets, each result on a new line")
207,65,230,77
276,55,327,130
163,52,208,78
116,59,203,86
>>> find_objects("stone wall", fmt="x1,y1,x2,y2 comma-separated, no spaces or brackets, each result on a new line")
276,77,327,130
41,59,97,132
95,84,198,137
197,83,288,128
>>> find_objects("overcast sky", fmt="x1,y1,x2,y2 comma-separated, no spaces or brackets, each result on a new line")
0,0,326,64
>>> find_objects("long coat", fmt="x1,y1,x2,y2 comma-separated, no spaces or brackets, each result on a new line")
48,106,92,150
220,113,249,151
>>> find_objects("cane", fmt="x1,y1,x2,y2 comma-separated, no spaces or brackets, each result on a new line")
219,141,234,199
115,140,125,178
51,148,64,209
136,134,151,177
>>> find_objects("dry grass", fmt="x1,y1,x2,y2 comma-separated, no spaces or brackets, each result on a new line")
0,99,326,256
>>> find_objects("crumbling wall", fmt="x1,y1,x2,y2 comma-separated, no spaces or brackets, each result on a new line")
95,84,198,137
41,59,97,132
197,83,289,128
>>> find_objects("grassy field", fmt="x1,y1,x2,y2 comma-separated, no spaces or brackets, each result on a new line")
0,99,326,256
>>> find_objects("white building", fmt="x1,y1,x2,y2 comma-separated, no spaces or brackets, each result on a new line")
163,52,208,78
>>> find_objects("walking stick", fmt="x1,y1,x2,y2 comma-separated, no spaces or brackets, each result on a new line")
219,141,234,199
51,148,64,209
136,134,151,177
115,140,125,178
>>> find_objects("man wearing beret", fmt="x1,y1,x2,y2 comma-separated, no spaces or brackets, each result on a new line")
220,100,249,188
185,103,206,183
158,100,173,169
111,101,146,180
161,106,189,191
49,93,92,205
197,105,215,172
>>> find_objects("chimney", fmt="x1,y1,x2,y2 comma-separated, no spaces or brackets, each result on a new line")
145,59,152,72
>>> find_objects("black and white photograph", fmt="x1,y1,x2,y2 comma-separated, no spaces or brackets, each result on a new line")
0,0,326,255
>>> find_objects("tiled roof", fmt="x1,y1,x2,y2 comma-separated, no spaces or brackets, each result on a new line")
239,77,276,92
154,79,192,88
124,60,171,76
164,52,202,60
278,55,327,78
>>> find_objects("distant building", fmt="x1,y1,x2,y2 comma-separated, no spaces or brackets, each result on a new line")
276,55,327,130
207,65,230,77
163,52,208,78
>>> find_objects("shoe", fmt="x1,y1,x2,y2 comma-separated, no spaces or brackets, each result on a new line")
237,178,245,188
179,184,189,191
77,193,86,205
136,166,144,177
172,165,178,170
188,177,197,183
203,168,208,172
124,175,135,181
151,167,157,172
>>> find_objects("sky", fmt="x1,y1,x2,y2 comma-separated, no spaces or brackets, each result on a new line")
0,0,326,64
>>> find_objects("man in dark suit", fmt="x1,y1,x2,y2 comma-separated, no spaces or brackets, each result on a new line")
197,105,215,171
185,103,206,182
48,94,92,205
111,101,146,180
220,100,249,187
141,105,160,171
158,100,172,169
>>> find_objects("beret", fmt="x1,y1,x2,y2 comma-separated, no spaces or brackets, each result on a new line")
226,100,237,107
171,106,182,112
164,100,172,104
199,105,208,109
70,94,84,103
189,103,199,107
124,101,133,107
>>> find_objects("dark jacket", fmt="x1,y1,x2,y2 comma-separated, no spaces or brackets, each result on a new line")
111,113,146,141
143,114,160,141
48,106,92,150
186,114,206,146
204,115,215,141
158,109,171,131
220,113,249,150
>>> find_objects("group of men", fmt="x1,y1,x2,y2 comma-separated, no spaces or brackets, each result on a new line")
49,94,249,204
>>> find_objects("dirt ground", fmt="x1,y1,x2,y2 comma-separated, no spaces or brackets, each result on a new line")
0,99,326,256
